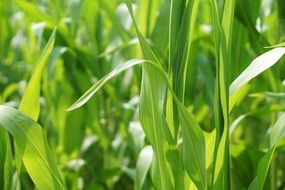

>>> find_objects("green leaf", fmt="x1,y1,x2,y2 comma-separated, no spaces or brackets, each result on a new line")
249,113,285,190
66,53,206,190
229,83,250,113
0,105,66,190
248,148,275,190
125,1,174,189
270,113,285,148
14,0,54,25
230,48,285,96
166,0,200,142
66,59,146,111
205,130,216,169
213,127,228,189
135,146,153,190
19,29,56,121
176,100,207,190
0,128,13,190
97,38,139,58
265,42,285,48
211,0,235,188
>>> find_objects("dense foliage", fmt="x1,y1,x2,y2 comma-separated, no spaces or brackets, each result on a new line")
1,0,285,189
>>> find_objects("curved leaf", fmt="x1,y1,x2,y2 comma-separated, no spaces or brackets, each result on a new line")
67,54,207,189
249,113,285,190
230,47,285,96
135,146,153,190
0,105,66,190
270,113,285,148
66,59,146,111
19,29,56,121
248,148,275,190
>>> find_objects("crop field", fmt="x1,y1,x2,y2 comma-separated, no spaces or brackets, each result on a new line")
1,0,285,189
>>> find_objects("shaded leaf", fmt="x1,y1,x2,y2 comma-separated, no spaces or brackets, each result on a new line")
248,148,275,190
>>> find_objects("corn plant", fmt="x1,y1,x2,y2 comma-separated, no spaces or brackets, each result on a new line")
1,0,285,189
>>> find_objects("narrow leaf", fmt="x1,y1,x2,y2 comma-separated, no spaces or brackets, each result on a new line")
19,29,56,121
249,113,285,190
66,59,146,111
135,146,153,190
248,148,275,190
270,113,285,148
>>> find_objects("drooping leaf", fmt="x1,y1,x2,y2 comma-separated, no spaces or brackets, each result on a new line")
0,105,66,190
230,48,285,96
66,59,146,111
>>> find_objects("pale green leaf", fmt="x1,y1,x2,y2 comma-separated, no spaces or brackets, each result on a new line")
213,127,228,189
265,42,285,48
135,145,153,190
229,83,250,113
66,59,146,111
230,48,285,96
270,113,285,148
205,130,216,169
14,0,54,25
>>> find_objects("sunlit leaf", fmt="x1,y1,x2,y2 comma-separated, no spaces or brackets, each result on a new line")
0,105,66,190
230,48,285,96
19,29,56,121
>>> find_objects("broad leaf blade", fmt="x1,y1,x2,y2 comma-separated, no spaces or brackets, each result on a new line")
176,101,207,189
0,105,66,190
